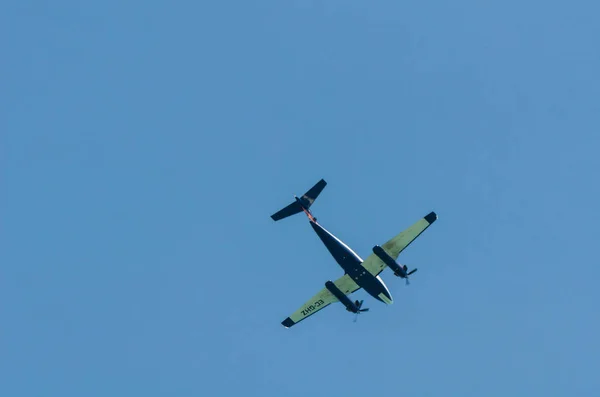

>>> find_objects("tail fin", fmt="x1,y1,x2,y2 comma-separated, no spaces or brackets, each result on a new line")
270,179,326,221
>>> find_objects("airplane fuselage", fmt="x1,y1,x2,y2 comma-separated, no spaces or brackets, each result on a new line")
309,220,393,304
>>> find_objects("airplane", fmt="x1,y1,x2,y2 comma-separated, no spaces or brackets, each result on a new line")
271,178,438,328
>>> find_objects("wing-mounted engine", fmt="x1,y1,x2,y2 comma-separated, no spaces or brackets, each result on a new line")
372,245,418,285
325,281,369,314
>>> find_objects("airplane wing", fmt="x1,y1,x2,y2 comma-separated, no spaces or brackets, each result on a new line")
361,211,437,276
281,274,360,328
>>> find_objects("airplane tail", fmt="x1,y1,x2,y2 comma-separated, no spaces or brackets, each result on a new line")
270,179,326,221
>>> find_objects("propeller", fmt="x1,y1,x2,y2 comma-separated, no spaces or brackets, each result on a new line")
353,300,370,322
404,267,418,285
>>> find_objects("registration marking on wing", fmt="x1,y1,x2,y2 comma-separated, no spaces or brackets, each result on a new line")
300,299,326,316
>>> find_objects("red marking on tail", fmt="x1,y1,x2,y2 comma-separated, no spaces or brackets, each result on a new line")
301,206,316,222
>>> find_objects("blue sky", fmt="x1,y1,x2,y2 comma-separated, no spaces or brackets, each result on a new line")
3,1,600,396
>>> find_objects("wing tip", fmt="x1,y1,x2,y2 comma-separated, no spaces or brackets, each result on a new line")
281,317,295,328
424,211,437,224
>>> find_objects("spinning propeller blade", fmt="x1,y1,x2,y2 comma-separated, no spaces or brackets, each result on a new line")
353,300,369,322
405,268,417,285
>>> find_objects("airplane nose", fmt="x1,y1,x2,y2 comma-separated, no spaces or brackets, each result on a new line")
375,275,393,304
378,292,393,304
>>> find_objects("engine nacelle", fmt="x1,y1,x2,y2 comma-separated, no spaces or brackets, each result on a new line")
325,281,361,313
372,245,406,277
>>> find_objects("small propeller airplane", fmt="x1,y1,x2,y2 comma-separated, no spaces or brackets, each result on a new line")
271,179,438,328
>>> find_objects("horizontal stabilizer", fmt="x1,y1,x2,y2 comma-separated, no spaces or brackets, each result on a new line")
270,179,326,221
300,178,326,207
270,201,303,221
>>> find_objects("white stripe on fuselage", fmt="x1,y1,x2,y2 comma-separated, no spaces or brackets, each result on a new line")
314,221,364,263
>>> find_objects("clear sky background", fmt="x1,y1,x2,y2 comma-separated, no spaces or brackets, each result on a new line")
3,1,600,396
